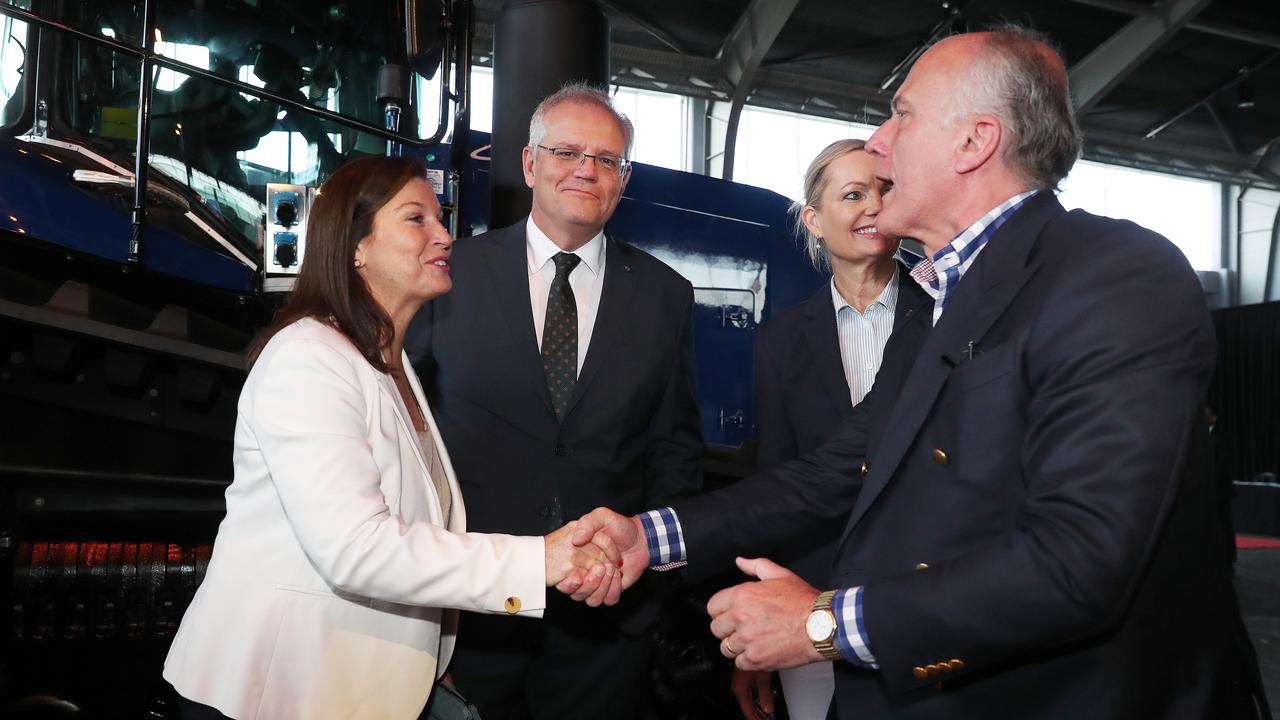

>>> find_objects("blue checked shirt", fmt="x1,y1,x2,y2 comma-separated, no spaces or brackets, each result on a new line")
637,191,1043,670
909,190,1038,325
640,508,878,667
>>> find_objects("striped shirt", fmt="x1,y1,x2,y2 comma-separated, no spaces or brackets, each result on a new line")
832,267,899,407
910,190,1038,325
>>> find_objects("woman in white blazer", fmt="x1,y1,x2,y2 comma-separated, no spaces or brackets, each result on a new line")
163,156,619,720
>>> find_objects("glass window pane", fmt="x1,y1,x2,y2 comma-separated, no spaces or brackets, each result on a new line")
733,105,876,200
1058,160,1220,270
1,10,28,128
138,63,397,267
53,35,140,152
17,1,148,49
469,66,494,135
612,86,687,172
417,65,493,141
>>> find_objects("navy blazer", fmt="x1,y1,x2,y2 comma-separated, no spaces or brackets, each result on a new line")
407,221,703,632
673,193,1263,718
752,265,930,586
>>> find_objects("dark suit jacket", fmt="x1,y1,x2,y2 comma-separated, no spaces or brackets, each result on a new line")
674,193,1263,718
407,220,703,632
753,265,931,586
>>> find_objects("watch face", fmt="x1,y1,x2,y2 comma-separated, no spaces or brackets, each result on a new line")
806,609,836,643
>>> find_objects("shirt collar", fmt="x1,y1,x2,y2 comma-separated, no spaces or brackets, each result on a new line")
909,189,1039,293
937,190,1037,267
526,216,606,276
831,265,900,316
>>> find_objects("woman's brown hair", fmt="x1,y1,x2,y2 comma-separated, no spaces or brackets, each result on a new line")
248,155,427,372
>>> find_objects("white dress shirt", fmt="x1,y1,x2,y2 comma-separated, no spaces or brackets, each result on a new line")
831,266,900,407
526,217,606,376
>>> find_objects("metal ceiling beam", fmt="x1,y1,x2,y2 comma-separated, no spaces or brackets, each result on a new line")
714,0,802,179
1144,49,1280,139
595,1,694,55
610,43,890,112
1069,0,1214,113
1067,0,1280,50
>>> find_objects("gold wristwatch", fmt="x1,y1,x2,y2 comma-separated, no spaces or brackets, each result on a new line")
806,589,843,661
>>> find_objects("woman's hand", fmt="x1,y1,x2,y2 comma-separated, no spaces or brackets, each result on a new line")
544,520,622,606
730,668,776,720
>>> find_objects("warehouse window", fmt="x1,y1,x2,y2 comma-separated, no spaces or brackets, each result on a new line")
1057,160,1220,270
421,69,689,172
611,86,689,172
731,105,877,201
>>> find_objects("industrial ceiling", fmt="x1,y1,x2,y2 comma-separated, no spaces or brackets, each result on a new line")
471,0,1280,188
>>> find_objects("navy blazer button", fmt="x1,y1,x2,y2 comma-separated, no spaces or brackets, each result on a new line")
539,506,552,518
554,444,566,456
931,448,949,466
949,658,965,671
859,460,870,476
914,562,929,571
912,666,929,680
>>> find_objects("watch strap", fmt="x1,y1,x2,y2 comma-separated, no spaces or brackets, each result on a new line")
810,589,843,661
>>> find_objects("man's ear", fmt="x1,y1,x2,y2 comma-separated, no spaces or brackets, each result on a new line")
955,114,1003,174
522,146,536,189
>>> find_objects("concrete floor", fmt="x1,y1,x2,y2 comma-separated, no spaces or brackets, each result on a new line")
1237,548,1280,719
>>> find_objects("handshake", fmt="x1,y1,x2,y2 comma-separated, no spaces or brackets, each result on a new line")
541,508,648,606
542,508,827,676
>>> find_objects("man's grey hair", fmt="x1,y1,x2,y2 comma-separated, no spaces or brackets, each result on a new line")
790,138,868,271
948,25,1083,190
528,81,635,159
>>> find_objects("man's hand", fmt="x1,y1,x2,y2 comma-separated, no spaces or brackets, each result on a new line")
570,507,651,606
708,557,824,671
729,668,776,720
545,520,619,604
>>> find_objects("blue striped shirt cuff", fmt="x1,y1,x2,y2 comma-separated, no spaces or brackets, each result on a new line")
640,508,687,570
834,587,878,668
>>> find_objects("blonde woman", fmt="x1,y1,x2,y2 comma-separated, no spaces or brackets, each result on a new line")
730,140,928,720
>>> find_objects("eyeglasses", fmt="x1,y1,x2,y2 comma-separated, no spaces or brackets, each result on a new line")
535,145,631,176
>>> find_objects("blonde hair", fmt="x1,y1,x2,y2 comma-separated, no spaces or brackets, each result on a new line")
790,139,867,271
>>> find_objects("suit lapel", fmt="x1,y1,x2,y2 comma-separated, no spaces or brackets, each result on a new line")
801,286,854,416
484,225,557,418
404,355,467,530
378,367,432,506
893,272,931,333
838,194,1061,541
562,236,637,419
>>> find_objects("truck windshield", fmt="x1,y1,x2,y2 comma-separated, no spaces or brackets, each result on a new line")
10,0,422,247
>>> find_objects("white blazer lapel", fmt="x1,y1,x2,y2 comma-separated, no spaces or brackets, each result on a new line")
377,365,435,508
400,350,466,532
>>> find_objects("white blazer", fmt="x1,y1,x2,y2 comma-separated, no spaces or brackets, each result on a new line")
163,317,546,719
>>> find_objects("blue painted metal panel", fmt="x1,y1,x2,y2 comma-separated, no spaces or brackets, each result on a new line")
0,138,256,293
4,128,825,450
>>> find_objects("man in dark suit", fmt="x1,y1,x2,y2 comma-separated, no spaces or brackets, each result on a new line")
407,83,702,720
574,27,1266,718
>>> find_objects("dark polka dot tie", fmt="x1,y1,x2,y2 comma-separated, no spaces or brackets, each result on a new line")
542,252,581,421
